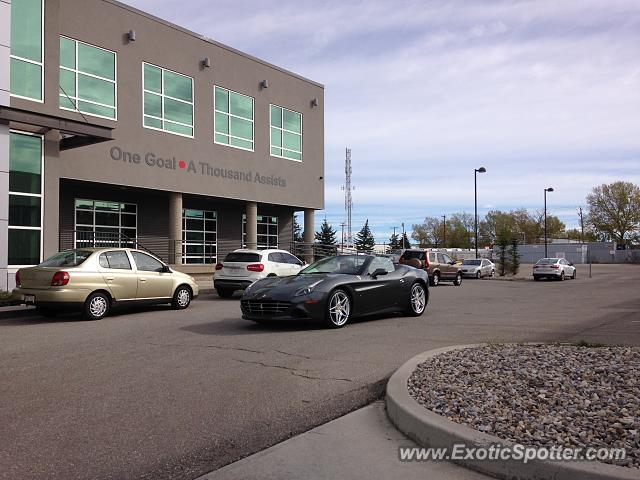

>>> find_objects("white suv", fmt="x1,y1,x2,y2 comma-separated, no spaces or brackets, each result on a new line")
214,249,304,298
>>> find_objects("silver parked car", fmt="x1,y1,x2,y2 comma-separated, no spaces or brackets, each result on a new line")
533,258,577,281
460,259,495,278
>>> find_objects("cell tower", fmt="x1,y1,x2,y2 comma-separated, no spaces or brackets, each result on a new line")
342,148,354,246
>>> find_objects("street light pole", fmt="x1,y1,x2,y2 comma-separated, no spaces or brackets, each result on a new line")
441,215,446,247
544,187,554,257
474,167,486,258
340,222,346,253
401,223,405,249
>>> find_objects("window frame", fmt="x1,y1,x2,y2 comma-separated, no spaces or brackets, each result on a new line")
59,35,118,121
74,199,138,248
242,214,279,249
182,208,217,264
8,130,44,268
9,0,45,103
214,85,255,152
142,62,195,138
269,104,303,162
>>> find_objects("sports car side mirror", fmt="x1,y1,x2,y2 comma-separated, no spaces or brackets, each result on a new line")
371,268,388,279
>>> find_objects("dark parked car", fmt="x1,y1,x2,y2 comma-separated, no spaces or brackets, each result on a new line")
398,249,463,286
240,255,429,328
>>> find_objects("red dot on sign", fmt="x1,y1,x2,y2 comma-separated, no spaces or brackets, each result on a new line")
178,160,187,169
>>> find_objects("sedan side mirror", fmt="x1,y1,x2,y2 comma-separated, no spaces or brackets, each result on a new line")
450,261,456,265
161,265,172,273
569,262,574,266
371,268,388,279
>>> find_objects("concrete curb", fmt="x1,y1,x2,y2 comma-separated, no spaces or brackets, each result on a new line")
386,344,640,480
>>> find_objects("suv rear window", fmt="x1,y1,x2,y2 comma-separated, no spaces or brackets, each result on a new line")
225,252,261,263
400,250,425,261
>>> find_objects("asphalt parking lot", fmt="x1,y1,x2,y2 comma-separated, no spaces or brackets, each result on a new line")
1,264,639,480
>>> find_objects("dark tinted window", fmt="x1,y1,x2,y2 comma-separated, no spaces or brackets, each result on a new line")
100,251,132,270
463,259,481,266
225,252,261,263
268,252,284,263
39,250,92,267
282,253,302,265
131,251,163,272
400,250,425,261
537,258,559,265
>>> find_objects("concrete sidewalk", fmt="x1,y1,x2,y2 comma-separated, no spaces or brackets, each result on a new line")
199,401,493,480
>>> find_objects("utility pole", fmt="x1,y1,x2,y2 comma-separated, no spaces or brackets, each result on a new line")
544,187,554,257
339,222,346,253
474,167,486,258
341,148,354,247
442,215,446,247
401,223,406,249
578,207,585,243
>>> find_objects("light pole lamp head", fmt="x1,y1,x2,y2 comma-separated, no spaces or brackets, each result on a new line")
476,167,487,173
545,187,554,192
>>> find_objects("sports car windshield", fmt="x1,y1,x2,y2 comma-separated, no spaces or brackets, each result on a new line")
299,255,367,275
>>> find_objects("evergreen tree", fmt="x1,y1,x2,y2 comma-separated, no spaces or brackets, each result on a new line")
314,219,337,246
388,233,400,250
401,232,411,249
509,237,520,275
496,230,511,276
355,219,375,252
293,215,303,243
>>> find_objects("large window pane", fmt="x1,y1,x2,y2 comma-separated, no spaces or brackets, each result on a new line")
215,87,229,113
144,64,162,93
59,69,76,97
215,112,229,134
283,131,301,151
78,43,115,80
9,196,41,227
9,133,41,194
10,0,42,62
283,110,301,133
182,208,217,264
78,74,115,105
60,37,76,69
8,230,41,266
270,105,282,128
10,58,42,101
77,101,115,119
230,93,253,120
144,92,162,118
74,200,137,248
164,97,193,125
230,117,252,140
164,70,192,101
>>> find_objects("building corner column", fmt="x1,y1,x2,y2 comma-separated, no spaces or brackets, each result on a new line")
303,209,315,263
169,193,182,264
0,2,10,291
245,202,257,249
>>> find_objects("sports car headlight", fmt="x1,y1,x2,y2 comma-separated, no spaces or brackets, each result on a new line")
294,280,322,297
244,281,258,295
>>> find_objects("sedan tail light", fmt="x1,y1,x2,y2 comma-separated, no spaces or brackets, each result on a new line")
215,263,224,271
247,263,265,272
533,265,539,269
550,265,560,269
15,271,22,287
51,271,70,286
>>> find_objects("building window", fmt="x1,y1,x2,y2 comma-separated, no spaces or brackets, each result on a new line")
74,199,137,247
182,209,217,264
214,86,254,151
8,132,43,266
270,105,302,161
142,63,194,137
59,36,117,120
10,0,44,101
242,214,278,249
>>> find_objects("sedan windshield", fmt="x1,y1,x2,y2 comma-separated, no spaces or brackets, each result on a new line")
39,250,93,267
462,259,482,266
300,255,367,275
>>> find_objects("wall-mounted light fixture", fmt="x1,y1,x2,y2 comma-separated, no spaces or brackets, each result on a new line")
202,57,211,68
311,98,319,108
127,30,136,42
260,79,269,89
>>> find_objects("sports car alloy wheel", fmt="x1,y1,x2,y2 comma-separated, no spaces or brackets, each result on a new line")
326,290,351,328
408,283,426,316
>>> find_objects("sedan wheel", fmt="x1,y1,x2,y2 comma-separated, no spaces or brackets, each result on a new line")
406,283,427,316
475,271,481,279
172,285,192,309
83,292,110,320
572,269,577,279
325,289,351,328
559,271,565,281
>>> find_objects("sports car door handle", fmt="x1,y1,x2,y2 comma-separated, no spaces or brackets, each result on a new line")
106,277,114,281
140,278,147,282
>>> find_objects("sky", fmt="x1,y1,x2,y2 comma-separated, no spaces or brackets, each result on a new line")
127,0,640,243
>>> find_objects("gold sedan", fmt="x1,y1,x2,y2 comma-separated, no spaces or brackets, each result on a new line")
12,248,199,320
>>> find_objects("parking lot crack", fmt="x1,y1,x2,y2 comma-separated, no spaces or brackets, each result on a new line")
233,359,353,382
273,349,314,360
147,342,266,355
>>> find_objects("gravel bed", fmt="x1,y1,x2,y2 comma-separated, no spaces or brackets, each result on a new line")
408,344,640,468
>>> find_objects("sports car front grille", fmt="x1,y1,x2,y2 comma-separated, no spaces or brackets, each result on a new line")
241,300,291,316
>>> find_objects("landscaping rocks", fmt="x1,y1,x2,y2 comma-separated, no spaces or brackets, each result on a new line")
407,344,640,468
